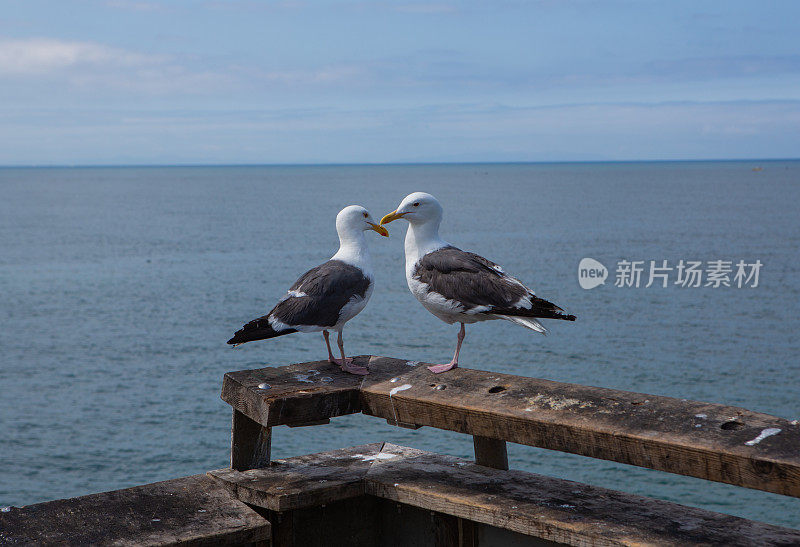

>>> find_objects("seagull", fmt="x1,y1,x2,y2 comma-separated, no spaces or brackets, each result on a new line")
380,192,575,373
228,205,389,375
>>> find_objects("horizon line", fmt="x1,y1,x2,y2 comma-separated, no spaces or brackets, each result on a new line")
0,157,797,169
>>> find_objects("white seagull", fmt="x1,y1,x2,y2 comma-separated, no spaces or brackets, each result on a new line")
380,192,575,373
228,205,389,375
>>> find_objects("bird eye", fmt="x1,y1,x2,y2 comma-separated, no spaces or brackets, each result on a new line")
413,202,419,207
363,212,368,218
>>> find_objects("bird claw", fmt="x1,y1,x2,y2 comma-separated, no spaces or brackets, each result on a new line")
427,362,458,374
331,358,369,375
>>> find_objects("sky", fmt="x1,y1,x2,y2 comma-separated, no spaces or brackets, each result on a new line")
1,1,799,165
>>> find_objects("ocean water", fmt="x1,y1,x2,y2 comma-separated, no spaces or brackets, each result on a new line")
1,161,798,528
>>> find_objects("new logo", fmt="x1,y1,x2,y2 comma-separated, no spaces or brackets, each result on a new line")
578,258,608,289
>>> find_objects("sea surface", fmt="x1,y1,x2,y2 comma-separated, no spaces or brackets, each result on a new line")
1,161,798,528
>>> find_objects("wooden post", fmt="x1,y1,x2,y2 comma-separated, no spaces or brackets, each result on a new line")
231,409,272,471
473,435,508,470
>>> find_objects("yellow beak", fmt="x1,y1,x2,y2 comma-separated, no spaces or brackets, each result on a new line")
368,222,389,237
380,209,407,225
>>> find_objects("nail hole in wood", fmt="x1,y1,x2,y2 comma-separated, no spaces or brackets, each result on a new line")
488,385,507,394
720,420,745,430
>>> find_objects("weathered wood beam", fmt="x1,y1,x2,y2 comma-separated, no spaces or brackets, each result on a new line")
360,360,800,498
472,436,509,470
231,409,272,471
220,356,386,427
0,474,271,546
221,356,800,497
209,443,380,511
208,443,800,546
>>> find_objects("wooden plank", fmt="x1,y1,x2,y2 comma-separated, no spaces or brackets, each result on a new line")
358,361,800,497
0,474,270,546
206,442,800,546
220,356,800,497
365,443,800,547
220,356,418,427
208,443,381,511
267,496,381,547
473,436,509,470
458,517,479,547
231,409,271,471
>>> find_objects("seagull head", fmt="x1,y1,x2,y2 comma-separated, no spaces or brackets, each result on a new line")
337,205,389,237
380,192,443,226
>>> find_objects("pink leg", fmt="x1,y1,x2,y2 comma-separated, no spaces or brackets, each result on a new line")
333,330,368,375
323,330,336,363
428,323,465,374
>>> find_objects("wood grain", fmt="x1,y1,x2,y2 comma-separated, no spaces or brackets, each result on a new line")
231,409,271,471
208,442,800,546
209,443,380,511
472,436,509,470
0,474,270,546
220,355,800,497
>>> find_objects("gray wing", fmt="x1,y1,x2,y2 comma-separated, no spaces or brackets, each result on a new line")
271,259,371,327
414,247,575,320
227,260,371,345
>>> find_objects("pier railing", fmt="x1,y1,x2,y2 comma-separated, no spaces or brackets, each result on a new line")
209,355,800,546
3,355,799,546
222,355,800,496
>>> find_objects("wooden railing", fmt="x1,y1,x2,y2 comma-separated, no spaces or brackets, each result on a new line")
221,355,800,497
5,355,798,546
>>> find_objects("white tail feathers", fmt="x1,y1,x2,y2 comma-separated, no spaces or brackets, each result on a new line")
497,315,548,335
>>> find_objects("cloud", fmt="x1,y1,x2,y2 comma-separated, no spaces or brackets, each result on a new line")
391,3,457,14
0,38,233,96
256,65,365,86
0,38,163,75
643,55,800,81
2,99,796,165
105,0,164,11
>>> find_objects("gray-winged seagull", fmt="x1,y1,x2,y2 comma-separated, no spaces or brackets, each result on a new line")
228,205,389,375
380,192,575,373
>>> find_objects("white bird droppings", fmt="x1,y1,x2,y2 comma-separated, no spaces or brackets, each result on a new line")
526,394,590,411
405,361,420,366
389,384,412,396
745,428,782,446
293,374,314,383
695,413,707,419
390,377,399,383
258,383,271,390
351,453,399,462
1,506,11,513
389,384,413,423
